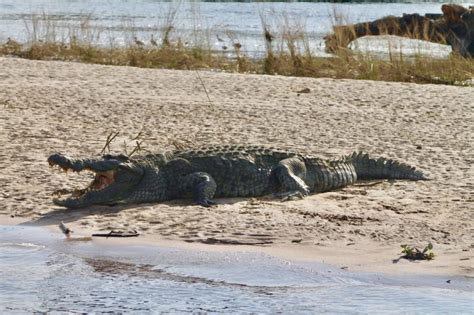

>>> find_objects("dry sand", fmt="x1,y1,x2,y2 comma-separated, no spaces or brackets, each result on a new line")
0,57,472,276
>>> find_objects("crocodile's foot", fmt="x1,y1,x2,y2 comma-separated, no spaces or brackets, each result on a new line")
195,198,217,207
180,171,217,208
274,190,307,201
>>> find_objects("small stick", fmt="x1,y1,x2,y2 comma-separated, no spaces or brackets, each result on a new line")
100,131,120,154
59,221,72,238
132,130,143,140
194,70,214,108
92,230,139,238
128,140,143,157
58,221,92,241
186,64,214,109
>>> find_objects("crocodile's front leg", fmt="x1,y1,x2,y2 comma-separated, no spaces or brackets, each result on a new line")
179,172,217,207
273,157,310,199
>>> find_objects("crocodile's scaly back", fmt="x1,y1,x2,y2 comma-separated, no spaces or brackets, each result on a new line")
173,145,298,161
172,145,299,198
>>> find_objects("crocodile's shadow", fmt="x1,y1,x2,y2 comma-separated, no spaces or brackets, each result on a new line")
23,197,252,227
25,181,393,227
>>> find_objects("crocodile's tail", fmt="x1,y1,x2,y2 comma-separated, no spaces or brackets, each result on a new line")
349,152,428,181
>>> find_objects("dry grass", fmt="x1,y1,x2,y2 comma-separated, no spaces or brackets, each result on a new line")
0,37,234,70
256,12,473,85
0,12,472,86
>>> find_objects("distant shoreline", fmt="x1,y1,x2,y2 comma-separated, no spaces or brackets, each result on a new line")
1,2,472,85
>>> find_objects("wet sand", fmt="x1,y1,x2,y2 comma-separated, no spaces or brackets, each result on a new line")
0,57,472,277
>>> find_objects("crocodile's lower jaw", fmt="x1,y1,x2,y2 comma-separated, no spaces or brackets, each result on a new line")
52,197,73,207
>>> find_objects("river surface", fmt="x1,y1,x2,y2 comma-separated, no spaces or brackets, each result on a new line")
0,225,473,313
0,1,471,57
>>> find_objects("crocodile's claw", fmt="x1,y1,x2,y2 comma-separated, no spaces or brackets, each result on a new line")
195,198,217,207
274,190,307,202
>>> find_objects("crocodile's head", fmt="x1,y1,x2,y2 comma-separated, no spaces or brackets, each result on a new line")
48,153,145,208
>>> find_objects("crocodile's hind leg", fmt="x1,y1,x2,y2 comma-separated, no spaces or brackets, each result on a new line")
180,172,217,207
272,157,310,200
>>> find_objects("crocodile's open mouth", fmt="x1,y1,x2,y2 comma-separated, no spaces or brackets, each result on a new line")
47,153,145,208
49,160,116,199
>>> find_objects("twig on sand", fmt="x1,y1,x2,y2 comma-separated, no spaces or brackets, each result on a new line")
127,131,145,157
92,230,140,238
185,64,213,108
132,130,143,140
59,221,72,237
194,69,214,108
100,131,120,154
58,222,93,241
127,140,143,157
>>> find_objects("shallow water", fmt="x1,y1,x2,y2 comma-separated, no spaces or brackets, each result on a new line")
0,1,470,57
0,225,472,313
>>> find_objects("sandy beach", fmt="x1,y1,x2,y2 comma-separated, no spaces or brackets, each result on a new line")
0,56,472,277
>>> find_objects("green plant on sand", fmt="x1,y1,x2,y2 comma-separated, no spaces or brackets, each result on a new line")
400,243,435,261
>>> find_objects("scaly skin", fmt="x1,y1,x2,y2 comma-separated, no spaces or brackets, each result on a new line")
325,4,473,58
48,145,427,208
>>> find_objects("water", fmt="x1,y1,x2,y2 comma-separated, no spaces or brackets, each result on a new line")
0,225,473,313
0,0,470,57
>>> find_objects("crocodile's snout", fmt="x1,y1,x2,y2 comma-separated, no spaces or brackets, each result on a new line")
48,153,74,171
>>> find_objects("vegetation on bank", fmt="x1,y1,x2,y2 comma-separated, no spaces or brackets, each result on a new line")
0,12,472,86
400,243,435,261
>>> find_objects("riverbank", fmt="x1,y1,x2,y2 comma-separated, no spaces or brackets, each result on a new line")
0,216,472,278
0,57,472,278
1,2,473,85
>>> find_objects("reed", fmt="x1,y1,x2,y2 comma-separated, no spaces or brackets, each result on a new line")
0,11,472,86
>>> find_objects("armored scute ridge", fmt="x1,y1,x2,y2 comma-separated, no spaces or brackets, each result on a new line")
48,145,427,208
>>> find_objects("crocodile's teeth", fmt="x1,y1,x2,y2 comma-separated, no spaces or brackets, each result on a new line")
52,188,71,196
52,197,66,206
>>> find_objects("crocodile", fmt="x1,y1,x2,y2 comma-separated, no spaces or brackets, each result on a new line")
48,145,427,209
325,4,474,58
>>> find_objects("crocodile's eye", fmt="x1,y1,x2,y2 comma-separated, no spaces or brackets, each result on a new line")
103,154,129,161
